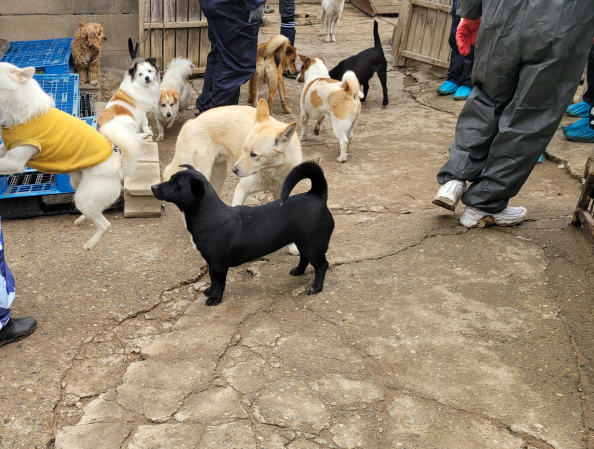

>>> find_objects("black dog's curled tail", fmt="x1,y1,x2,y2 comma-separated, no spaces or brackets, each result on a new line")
373,19,382,49
280,162,328,205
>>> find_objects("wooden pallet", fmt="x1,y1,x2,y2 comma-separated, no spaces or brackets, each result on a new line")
352,0,401,16
572,145,594,238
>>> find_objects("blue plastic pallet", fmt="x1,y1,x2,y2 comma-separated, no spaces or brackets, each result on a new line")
1,38,73,74
35,74,80,117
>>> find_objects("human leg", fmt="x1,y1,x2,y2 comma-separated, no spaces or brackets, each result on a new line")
279,0,296,46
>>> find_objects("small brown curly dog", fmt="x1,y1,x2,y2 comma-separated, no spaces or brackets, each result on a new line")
71,18,107,85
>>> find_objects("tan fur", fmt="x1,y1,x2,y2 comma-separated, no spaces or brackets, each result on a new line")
162,89,180,104
328,88,354,120
109,90,137,108
248,35,298,115
310,90,324,109
97,105,134,128
71,19,107,86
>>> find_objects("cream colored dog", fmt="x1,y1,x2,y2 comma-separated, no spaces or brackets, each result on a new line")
164,99,302,206
298,55,362,162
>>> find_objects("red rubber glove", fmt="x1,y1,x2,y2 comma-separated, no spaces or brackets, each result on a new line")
456,18,482,56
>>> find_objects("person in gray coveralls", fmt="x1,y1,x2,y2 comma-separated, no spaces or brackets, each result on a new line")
432,0,594,228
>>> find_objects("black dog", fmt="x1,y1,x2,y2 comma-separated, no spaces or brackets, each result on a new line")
328,20,389,106
152,162,335,306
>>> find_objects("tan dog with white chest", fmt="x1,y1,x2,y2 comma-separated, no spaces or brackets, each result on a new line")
298,55,362,162
248,35,299,115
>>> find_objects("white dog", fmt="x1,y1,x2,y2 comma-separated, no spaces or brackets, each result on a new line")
319,0,345,43
155,57,194,142
0,62,139,250
297,55,362,162
100,57,160,139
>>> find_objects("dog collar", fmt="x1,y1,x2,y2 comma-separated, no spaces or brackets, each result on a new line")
132,58,145,64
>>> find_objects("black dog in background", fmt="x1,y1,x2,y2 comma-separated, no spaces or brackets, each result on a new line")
329,20,389,106
152,162,334,306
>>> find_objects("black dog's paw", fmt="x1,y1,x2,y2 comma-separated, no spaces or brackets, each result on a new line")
382,99,389,107
205,296,221,306
307,285,323,295
203,287,213,297
361,97,367,103
290,267,305,276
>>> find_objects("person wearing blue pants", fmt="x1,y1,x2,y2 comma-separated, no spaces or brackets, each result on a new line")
195,0,266,115
279,0,296,46
0,218,37,347
436,0,475,101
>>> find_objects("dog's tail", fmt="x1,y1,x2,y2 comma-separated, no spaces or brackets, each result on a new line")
373,19,382,49
265,34,290,67
166,57,194,81
280,162,328,205
99,119,140,178
342,70,364,100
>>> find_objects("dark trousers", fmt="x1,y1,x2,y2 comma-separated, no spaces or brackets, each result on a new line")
280,0,296,46
447,7,474,87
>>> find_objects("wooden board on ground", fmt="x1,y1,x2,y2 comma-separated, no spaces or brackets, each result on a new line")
138,0,208,75
352,0,401,16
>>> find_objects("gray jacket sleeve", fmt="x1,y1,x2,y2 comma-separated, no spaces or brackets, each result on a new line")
456,0,482,19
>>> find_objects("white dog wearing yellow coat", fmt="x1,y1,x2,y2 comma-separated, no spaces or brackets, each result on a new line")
0,62,139,250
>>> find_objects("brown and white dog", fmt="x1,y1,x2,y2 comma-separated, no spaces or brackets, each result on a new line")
298,55,362,162
155,58,193,142
71,18,107,85
248,35,299,115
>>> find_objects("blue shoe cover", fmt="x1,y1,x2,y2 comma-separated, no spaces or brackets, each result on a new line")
437,80,459,95
453,85,473,100
562,118,594,143
566,102,591,118
537,155,543,163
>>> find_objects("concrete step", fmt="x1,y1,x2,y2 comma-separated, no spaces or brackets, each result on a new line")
123,139,162,218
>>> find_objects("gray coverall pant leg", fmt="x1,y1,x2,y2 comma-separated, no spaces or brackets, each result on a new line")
437,0,594,214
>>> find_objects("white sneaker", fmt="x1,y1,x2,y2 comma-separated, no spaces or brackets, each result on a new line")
432,180,466,211
460,206,527,228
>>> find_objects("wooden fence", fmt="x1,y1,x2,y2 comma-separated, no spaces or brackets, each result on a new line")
138,0,209,75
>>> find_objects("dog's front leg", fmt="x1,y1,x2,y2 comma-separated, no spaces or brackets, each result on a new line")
204,265,229,306
231,179,251,206
88,57,101,86
140,114,153,138
155,117,165,142
0,145,38,173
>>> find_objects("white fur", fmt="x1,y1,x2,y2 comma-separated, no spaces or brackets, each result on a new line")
103,61,160,139
319,0,345,43
155,58,194,142
299,59,362,163
0,62,140,250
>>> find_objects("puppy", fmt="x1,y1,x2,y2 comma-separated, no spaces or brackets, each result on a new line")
152,162,334,306
319,0,345,43
98,39,160,139
156,57,194,142
298,55,363,162
0,63,139,250
71,18,107,85
248,35,299,115
329,20,389,106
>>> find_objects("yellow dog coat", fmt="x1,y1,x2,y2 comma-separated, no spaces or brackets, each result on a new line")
0,109,113,174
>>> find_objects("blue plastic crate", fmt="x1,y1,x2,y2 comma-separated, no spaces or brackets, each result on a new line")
0,171,74,199
34,74,80,117
80,116,98,130
1,38,73,74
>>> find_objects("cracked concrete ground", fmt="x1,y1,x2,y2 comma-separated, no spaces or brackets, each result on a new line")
1,5,594,449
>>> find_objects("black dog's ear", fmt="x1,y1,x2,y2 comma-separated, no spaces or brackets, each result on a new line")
179,164,195,171
128,38,137,59
146,57,159,71
128,62,137,78
191,177,204,198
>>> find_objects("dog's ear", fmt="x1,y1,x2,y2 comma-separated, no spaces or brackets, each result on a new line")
191,176,205,199
255,99,270,122
128,38,137,59
274,121,297,150
286,46,295,56
179,164,195,171
128,62,137,78
315,54,325,64
78,18,86,28
298,54,308,64
87,24,102,48
8,67,35,83
146,58,159,72
171,90,181,102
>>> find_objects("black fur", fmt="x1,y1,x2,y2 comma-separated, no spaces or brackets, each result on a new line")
151,162,335,306
128,38,139,59
328,20,389,106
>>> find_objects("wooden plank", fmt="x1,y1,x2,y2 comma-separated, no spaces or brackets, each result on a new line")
176,0,189,59
410,6,427,55
144,20,208,29
429,9,447,60
162,0,176,69
140,0,151,59
401,50,449,68
392,0,411,60
351,0,377,16
374,3,401,15
578,210,594,239
199,8,210,68
420,8,437,57
187,0,201,67
150,0,163,68
411,0,451,12
438,12,452,62
191,67,206,75
403,5,419,52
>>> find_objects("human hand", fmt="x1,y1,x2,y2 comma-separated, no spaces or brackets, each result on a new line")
456,17,481,56
249,4,265,23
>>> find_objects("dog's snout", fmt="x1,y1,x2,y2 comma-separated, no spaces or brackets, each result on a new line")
231,165,239,174
104,36,108,41
145,76,150,82
167,112,172,117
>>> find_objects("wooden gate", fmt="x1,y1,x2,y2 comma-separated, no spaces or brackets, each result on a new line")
138,0,210,75
391,0,452,68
